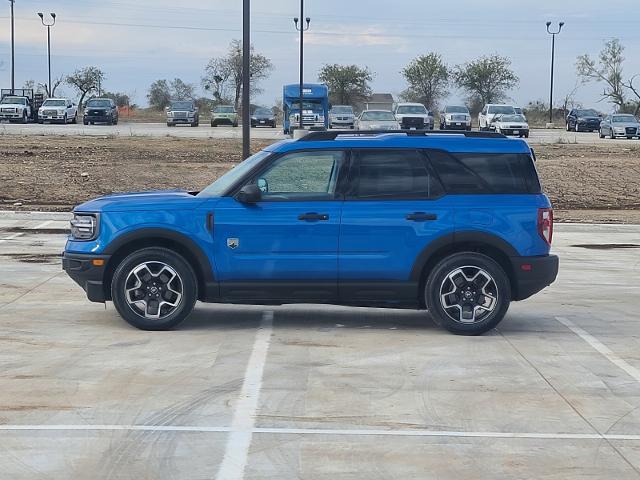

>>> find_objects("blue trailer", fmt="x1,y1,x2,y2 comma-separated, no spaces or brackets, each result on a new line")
282,83,329,134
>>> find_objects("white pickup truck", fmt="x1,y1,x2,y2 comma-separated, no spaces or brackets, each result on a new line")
38,98,78,124
0,95,33,123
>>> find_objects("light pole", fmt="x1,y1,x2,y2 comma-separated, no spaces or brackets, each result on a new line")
38,12,56,97
294,3,310,131
9,0,15,91
242,0,250,159
546,21,564,125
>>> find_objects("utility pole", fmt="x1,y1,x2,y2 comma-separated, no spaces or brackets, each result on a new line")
38,12,56,97
294,2,310,131
242,0,250,159
546,21,564,125
9,0,15,92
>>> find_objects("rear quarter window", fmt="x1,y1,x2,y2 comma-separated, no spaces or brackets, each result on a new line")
426,150,541,194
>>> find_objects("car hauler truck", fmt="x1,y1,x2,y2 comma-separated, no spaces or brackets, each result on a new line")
282,83,329,134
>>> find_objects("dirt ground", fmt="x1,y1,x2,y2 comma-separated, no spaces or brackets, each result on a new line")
1,135,639,223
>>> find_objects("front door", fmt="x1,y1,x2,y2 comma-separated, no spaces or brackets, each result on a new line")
213,149,346,302
338,149,454,305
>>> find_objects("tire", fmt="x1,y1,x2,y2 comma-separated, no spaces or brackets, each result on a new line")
63,114,67,124
114,118,118,125
211,121,216,127
566,122,570,131
599,129,605,139
575,123,580,133
627,136,633,140
233,122,238,127
71,114,77,124
21,111,28,124
111,247,197,331
424,252,511,335
83,120,89,125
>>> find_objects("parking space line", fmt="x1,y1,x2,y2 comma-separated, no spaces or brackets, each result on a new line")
556,316,640,384
216,310,274,480
0,220,54,243
0,424,639,441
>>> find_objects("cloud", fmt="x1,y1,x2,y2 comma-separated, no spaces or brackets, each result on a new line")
304,25,407,48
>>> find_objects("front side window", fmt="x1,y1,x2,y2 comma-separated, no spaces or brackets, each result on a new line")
255,150,345,200
351,150,442,199
214,106,235,113
43,99,66,107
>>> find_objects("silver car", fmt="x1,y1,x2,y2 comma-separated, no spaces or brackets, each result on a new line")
329,105,355,129
599,113,640,139
355,110,400,131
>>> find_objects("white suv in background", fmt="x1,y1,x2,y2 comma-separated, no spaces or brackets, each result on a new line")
478,104,516,131
38,98,78,124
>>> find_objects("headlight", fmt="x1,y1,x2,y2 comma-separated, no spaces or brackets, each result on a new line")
70,213,98,241
577,117,585,122
167,111,174,117
251,116,257,120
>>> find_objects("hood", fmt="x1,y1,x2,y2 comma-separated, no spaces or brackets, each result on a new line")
0,103,26,109
74,190,206,213
495,120,528,127
395,112,431,118
253,112,274,119
611,121,640,127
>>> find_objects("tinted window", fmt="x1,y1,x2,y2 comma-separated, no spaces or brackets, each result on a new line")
427,150,540,194
396,105,427,114
332,106,353,114
87,99,111,108
171,101,194,110
214,106,235,113
487,105,515,115
361,111,396,121
353,150,443,199
445,106,469,114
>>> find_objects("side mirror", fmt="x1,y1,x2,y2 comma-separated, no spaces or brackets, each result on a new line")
236,184,262,204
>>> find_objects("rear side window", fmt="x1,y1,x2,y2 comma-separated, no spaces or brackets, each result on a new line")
351,150,444,199
427,150,541,194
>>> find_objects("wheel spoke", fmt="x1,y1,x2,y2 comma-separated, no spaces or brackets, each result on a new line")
439,265,499,325
124,261,184,320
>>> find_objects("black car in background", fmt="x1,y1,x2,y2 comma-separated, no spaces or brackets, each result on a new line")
83,98,119,125
566,108,601,132
250,107,277,128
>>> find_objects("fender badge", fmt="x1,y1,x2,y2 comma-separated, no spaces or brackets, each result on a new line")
227,238,239,249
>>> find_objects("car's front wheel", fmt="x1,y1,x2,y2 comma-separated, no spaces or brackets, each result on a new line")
111,247,197,330
425,252,511,335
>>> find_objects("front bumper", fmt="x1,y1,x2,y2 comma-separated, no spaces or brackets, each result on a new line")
251,119,276,127
62,252,110,302
500,128,529,136
168,117,196,124
84,115,113,123
0,112,23,120
212,117,236,125
510,254,559,301
443,121,471,130
576,121,600,131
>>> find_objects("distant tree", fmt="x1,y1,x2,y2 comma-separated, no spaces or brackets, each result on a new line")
170,78,196,100
203,58,232,103
103,91,131,108
66,67,105,109
40,75,65,97
318,64,374,106
454,54,519,107
203,39,273,110
400,53,449,111
625,75,640,115
147,79,171,110
577,39,627,111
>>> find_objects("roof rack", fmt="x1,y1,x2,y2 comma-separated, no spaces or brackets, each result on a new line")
298,129,507,142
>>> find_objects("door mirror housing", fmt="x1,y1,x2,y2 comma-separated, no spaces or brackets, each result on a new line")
236,184,262,204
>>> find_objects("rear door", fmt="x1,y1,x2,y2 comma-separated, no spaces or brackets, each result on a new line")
338,149,455,305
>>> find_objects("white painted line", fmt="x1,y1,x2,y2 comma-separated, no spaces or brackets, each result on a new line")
33,220,54,229
216,310,274,480
556,316,640,384
0,424,639,441
0,220,58,243
0,233,24,243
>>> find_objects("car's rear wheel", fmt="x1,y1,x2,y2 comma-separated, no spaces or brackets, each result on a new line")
111,247,197,330
599,129,605,139
71,113,77,124
566,122,570,131
425,252,511,335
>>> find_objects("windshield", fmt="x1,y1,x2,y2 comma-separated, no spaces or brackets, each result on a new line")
198,150,272,197
332,106,353,114
488,105,515,115
86,99,111,108
361,111,396,121
43,99,66,107
170,101,194,110
1,96,26,105
576,109,599,117
445,106,469,114
254,108,272,116
289,100,322,111
396,105,427,114
214,106,235,113
498,114,526,122
612,115,638,123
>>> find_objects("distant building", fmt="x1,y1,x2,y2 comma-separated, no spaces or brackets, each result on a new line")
364,93,394,112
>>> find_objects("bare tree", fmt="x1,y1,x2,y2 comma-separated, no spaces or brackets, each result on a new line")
623,75,640,115
66,67,105,109
576,39,626,111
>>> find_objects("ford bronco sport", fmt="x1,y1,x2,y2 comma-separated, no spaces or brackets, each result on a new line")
63,130,558,335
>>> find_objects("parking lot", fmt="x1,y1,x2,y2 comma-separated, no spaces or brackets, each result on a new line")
2,121,638,145
0,211,639,478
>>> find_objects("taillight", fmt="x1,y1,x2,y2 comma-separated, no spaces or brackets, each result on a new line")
538,208,553,245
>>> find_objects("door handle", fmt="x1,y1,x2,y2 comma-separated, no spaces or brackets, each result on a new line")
298,212,329,221
406,212,437,222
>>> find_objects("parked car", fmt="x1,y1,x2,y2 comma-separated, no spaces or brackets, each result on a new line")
514,107,527,120
166,100,199,127
62,130,558,336
355,110,400,130
211,105,238,127
566,108,601,132
599,114,640,139
251,107,277,128
492,114,530,138
0,95,32,123
393,103,434,130
478,104,516,131
328,105,355,129
83,98,118,125
38,98,78,124
439,105,472,130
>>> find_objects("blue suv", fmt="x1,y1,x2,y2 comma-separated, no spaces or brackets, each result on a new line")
62,130,558,335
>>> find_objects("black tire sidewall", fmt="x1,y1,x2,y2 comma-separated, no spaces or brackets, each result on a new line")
111,247,197,330
425,252,511,335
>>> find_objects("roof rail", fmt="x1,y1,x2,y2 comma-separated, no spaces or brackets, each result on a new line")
298,129,507,141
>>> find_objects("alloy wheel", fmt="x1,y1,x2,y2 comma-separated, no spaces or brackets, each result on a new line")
124,261,183,319
439,266,498,324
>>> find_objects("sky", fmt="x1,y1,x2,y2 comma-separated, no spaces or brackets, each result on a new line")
1,0,639,111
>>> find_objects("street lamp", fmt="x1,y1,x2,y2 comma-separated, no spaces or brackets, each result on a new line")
546,21,564,125
242,0,250,159
294,3,310,131
38,12,57,97
9,0,15,91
